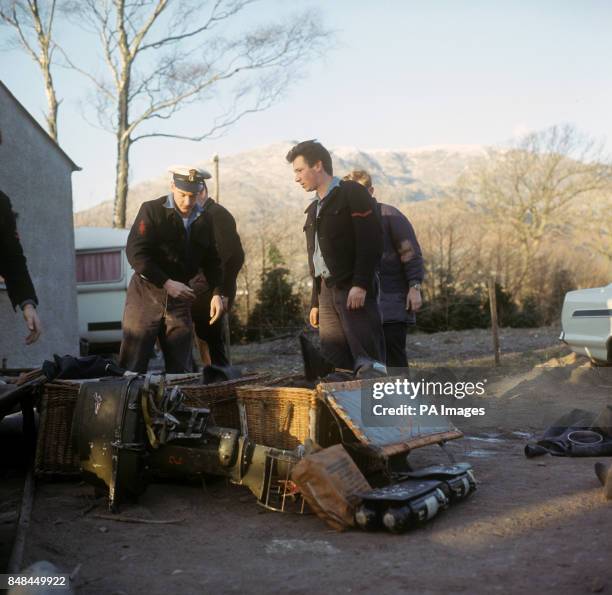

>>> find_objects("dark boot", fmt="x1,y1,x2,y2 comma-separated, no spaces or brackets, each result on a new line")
594,462,612,500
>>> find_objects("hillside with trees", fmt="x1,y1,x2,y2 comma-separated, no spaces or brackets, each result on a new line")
74,129,612,337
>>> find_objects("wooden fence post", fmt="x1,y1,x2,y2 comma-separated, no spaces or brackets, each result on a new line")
488,277,500,365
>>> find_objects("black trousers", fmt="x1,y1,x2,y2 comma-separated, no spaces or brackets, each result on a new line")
318,279,385,371
119,274,193,373
383,322,408,369
192,290,230,367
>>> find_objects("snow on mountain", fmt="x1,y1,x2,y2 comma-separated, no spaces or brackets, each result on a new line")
74,142,488,227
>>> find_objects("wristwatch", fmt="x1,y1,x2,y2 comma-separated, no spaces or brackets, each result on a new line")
409,282,422,291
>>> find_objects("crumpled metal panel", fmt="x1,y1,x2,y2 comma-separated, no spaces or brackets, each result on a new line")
318,378,462,456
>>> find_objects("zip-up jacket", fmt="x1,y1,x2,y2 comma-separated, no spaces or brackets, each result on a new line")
303,180,382,308
126,196,223,294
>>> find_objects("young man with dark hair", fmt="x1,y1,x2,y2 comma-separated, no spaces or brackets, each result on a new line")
286,140,385,373
344,169,424,368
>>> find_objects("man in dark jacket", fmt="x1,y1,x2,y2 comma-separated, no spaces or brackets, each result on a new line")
191,183,244,366
286,140,385,373
0,190,42,344
344,170,424,368
119,166,224,373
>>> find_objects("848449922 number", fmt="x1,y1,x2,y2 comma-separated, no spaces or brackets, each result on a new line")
1,574,69,589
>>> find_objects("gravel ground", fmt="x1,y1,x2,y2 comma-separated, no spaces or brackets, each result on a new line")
230,325,563,376
4,325,612,595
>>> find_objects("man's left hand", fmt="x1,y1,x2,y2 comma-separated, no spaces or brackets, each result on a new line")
23,304,42,345
406,287,422,313
346,286,367,310
209,295,225,325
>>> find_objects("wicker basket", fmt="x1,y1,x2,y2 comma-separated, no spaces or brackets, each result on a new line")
179,375,264,430
235,386,320,450
35,380,82,476
34,374,267,476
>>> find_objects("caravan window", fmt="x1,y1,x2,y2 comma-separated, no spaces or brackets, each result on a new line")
76,250,122,283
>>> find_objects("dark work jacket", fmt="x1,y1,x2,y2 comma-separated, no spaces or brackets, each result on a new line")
303,180,382,308
126,196,223,294
0,190,38,310
378,202,424,324
191,198,245,320
200,198,244,300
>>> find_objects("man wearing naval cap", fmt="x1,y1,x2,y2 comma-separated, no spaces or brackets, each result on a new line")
119,166,224,373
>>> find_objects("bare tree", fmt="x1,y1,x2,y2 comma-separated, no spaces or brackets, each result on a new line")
580,190,612,265
0,0,61,139
59,0,329,228
469,125,612,292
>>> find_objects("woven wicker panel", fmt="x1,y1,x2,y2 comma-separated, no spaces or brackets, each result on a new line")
33,374,287,475
179,378,259,430
235,386,319,450
35,382,80,476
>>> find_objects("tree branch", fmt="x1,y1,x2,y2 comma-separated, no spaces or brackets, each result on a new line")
136,0,255,53
0,4,40,64
129,0,167,58
55,43,116,100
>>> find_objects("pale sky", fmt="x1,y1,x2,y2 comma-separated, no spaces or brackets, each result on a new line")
1,0,611,212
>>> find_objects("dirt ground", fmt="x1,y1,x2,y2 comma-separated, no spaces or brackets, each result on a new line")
4,326,612,594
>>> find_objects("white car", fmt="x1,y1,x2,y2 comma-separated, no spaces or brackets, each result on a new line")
560,283,612,365
75,227,133,353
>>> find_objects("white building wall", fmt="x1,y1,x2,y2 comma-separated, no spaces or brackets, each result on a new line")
0,83,79,368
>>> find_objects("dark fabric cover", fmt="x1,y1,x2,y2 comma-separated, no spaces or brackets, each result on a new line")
299,331,335,380
525,406,612,457
42,354,125,380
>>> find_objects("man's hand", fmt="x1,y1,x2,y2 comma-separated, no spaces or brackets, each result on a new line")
346,286,366,310
209,294,225,325
309,307,319,328
164,279,196,301
407,287,422,313
23,304,42,345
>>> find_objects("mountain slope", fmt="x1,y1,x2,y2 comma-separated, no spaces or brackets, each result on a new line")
74,142,487,227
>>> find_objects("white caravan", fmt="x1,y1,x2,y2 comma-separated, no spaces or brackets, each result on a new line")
560,283,612,365
75,227,133,353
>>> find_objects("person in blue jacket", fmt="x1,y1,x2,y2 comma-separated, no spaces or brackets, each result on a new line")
344,170,424,369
